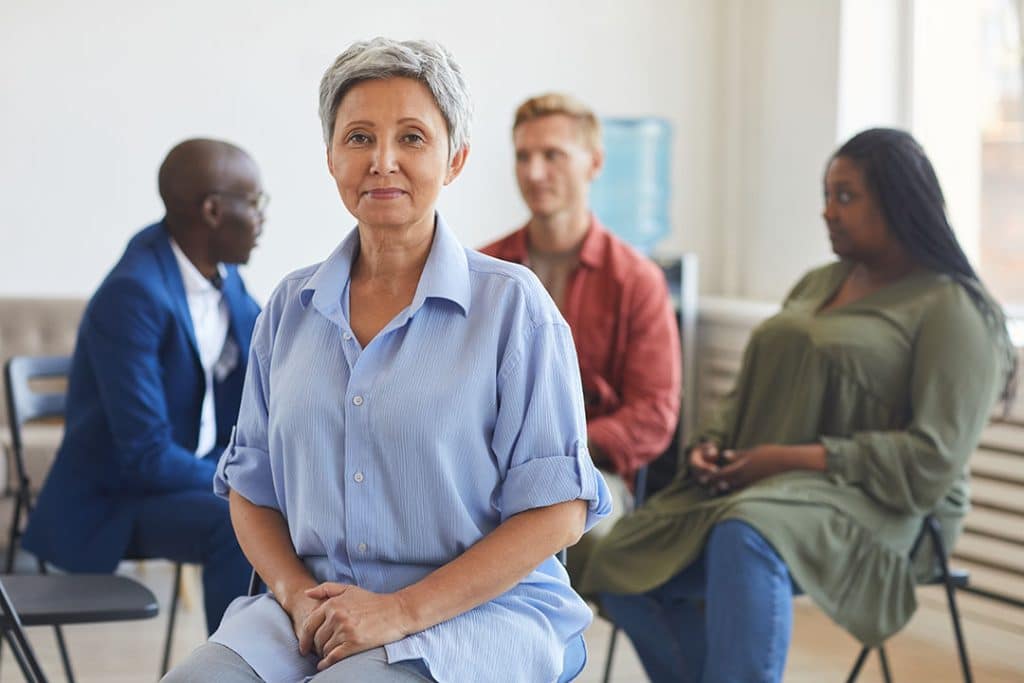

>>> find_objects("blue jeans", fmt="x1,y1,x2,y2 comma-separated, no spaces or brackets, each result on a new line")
601,520,795,683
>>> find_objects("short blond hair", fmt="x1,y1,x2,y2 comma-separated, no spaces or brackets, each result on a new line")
513,93,602,150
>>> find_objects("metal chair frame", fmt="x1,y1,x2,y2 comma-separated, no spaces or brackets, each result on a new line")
845,514,973,683
602,253,696,683
0,577,47,683
3,355,183,679
0,573,159,682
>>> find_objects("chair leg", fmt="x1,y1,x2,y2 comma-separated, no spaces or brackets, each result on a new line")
601,627,618,683
52,626,74,683
942,572,973,683
926,516,973,683
845,646,871,683
5,494,25,573
4,626,48,683
160,562,183,677
877,645,893,683
34,559,74,683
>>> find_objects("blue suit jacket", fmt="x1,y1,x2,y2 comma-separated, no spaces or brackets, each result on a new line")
23,221,260,572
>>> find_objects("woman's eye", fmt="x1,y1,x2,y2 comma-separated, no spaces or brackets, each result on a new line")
402,133,425,144
838,191,852,204
347,133,370,144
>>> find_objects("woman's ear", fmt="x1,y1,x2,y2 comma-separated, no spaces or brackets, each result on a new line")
444,145,470,185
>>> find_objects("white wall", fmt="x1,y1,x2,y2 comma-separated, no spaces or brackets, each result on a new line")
5,0,932,306
836,0,912,139
0,0,717,303
713,0,842,299
911,0,983,264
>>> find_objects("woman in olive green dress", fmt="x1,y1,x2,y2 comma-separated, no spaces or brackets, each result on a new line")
581,128,1016,683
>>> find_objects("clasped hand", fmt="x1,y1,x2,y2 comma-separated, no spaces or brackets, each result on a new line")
688,442,796,494
289,583,413,671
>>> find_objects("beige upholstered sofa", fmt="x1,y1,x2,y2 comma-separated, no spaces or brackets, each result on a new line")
0,297,86,512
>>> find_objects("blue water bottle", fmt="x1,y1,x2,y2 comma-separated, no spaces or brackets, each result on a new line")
590,117,672,255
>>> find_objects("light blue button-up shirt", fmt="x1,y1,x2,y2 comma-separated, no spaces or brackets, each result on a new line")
211,215,611,683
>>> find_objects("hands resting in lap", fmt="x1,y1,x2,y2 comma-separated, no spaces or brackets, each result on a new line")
688,442,827,495
286,583,412,671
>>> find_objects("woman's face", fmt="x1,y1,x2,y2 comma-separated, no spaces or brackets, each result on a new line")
821,155,899,262
327,77,467,234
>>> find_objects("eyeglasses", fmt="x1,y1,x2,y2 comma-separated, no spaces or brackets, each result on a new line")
207,191,270,216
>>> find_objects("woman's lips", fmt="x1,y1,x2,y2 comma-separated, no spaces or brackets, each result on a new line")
366,188,405,199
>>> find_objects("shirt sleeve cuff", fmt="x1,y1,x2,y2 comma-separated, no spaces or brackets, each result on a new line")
587,421,630,476
499,441,612,530
214,429,279,509
820,435,859,484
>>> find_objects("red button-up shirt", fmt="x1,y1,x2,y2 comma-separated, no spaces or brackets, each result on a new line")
481,217,681,485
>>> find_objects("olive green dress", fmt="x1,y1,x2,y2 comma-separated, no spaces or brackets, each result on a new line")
580,261,1008,646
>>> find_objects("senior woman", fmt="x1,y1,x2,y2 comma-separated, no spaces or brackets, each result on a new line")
164,38,609,683
581,128,1016,682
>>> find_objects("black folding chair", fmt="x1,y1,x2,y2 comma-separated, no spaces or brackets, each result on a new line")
0,573,158,682
846,514,973,683
601,254,696,683
600,510,973,683
4,355,184,679
600,465,648,683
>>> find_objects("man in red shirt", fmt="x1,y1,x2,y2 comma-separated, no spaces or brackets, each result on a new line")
481,94,681,585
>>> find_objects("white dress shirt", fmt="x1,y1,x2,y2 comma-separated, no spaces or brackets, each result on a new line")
169,238,234,456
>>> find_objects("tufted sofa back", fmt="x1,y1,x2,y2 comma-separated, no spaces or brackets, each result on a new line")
0,298,86,495
0,298,86,428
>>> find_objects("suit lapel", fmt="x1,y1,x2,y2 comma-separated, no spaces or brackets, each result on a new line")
221,267,253,355
151,226,202,362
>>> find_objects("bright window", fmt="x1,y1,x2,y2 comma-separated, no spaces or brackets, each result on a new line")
979,0,1024,310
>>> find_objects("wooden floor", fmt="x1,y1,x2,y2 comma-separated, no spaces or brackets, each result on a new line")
2,563,1021,682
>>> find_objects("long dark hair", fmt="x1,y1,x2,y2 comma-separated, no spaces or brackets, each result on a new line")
835,127,1016,402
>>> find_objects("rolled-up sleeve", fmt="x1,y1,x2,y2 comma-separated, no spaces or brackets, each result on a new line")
492,320,611,530
214,313,279,510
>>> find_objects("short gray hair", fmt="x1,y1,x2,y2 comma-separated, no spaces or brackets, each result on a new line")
318,38,472,160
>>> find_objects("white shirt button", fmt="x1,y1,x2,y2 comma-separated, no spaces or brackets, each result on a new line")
343,331,352,341
352,395,363,406
353,472,364,483
357,543,367,553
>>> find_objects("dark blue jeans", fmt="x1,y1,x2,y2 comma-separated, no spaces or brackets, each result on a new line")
125,488,250,634
601,520,795,683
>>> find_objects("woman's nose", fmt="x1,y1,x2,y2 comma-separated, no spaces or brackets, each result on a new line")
822,200,836,222
370,140,398,175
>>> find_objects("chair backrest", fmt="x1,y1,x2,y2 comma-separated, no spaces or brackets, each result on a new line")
643,253,699,499
0,298,85,432
4,356,71,484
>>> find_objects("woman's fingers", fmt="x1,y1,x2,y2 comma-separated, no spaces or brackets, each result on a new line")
313,617,333,656
318,642,359,671
306,582,348,599
318,629,348,664
706,454,747,492
298,604,327,656
689,443,720,483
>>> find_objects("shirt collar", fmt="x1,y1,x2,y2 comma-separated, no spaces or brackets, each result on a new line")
511,213,608,269
576,214,608,269
168,238,227,294
300,213,471,319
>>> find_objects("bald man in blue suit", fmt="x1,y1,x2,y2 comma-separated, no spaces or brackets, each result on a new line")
24,139,264,632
